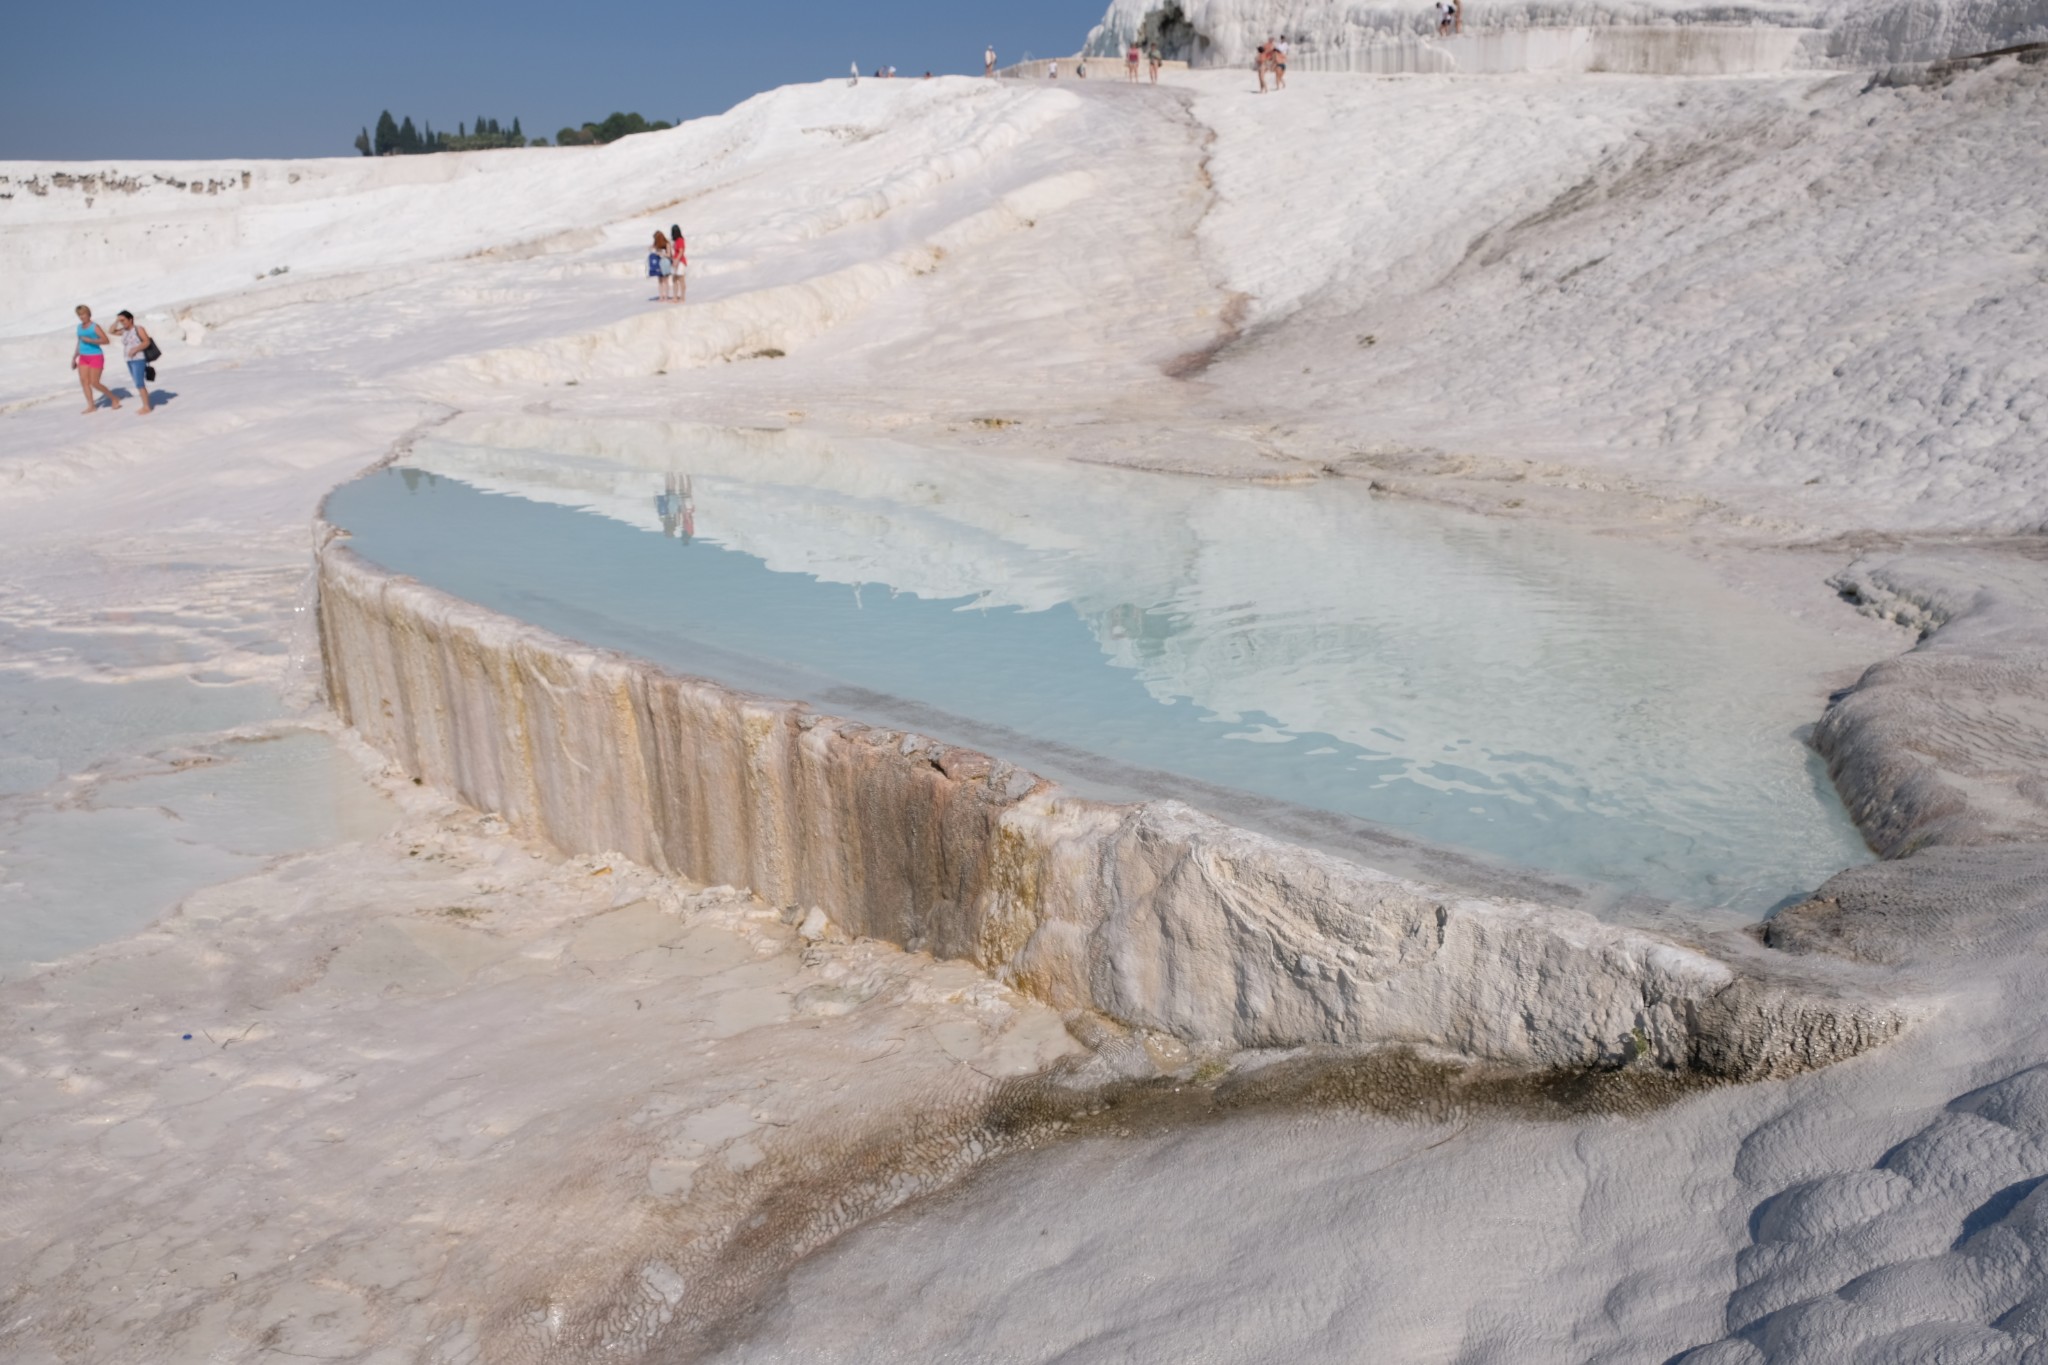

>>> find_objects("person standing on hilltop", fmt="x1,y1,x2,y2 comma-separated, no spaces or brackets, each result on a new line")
1126,41,1141,81
985,44,997,76
71,306,119,414
669,224,688,305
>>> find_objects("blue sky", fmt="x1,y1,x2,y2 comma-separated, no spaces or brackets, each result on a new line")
0,1,1109,161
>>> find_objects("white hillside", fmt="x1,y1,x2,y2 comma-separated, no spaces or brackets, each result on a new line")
1,44,2047,1364
1084,0,2048,67
4,63,2043,533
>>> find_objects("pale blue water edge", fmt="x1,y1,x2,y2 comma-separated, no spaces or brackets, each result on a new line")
324,438,1875,919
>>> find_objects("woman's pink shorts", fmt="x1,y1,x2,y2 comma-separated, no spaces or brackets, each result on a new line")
77,354,104,369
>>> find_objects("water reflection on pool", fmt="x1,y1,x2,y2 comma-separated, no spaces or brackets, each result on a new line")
323,421,1875,916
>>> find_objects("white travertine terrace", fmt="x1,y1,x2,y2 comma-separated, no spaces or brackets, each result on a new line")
1084,0,2048,70
317,526,1907,1080
4,16,2046,1357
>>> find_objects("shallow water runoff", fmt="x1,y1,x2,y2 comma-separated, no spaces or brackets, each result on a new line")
324,422,1874,921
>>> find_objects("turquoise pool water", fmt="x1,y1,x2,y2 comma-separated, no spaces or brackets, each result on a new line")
323,425,1875,917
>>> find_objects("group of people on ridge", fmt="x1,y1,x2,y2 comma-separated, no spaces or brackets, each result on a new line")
70,304,157,415
985,40,1162,84
648,226,688,303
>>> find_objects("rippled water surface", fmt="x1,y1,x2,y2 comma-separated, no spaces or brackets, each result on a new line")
325,423,1876,914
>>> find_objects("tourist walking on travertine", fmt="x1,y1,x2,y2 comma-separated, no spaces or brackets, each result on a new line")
1255,41,1271,91
1272,37,1288,88
71,306,119,414
651,230,673,303
985,45,997,76
112,311,154,414
1126,42,1141,80
1048,60,1058,79
1148,44,1163,82
669,224,688,305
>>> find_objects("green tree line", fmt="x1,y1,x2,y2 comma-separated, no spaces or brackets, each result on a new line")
353,112,535,155
352,109,678,155
553,111,673,146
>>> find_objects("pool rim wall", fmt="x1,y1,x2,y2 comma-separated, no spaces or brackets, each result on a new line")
313,512,1909,1081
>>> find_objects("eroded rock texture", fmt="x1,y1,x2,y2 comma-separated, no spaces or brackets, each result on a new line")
1780,547,2048,963
1679,1063,2048,1363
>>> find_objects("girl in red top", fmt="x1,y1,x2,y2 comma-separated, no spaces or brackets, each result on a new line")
669,224,687,304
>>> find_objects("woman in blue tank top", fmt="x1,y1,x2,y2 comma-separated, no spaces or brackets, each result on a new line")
72,305,120,413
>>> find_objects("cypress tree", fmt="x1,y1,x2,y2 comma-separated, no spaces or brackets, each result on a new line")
457,121,466,139
398,116,419,153
374,110,398,156
354,127,372,156
487,117,500,136
511,116,522,140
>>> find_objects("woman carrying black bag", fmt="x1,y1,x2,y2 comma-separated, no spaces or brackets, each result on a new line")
113,311,159,414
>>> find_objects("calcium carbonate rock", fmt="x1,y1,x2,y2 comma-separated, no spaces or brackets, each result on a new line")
1678,1063,2048,1361
1083,0,2048,70
316,522,1907,1081
1773,550,2048,967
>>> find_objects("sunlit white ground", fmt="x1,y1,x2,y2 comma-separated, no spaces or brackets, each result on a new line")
0,49,2042,1363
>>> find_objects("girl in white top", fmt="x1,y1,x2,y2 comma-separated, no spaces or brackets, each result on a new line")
112,311,154,413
